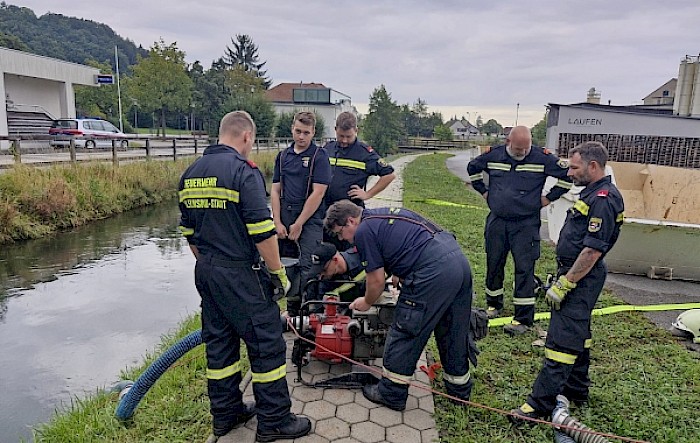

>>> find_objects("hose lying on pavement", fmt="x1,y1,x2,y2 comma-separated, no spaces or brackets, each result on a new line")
115,329,203,421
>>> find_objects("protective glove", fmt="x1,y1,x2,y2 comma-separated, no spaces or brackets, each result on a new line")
546,275,576,310
269,266,291,301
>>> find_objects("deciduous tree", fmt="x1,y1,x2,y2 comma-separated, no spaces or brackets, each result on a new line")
433,124,454,141
531,114,547,146
128,40,193,136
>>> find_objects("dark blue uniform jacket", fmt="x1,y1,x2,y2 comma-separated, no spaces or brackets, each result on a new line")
324,139,394,206
178,144,276,261
354,208,442,278
556,176,624,263
467,145,572,220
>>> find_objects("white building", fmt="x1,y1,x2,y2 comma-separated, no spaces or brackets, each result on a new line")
545,102,700,168
445,118,479,140
264,82,357,138
1,47,100,147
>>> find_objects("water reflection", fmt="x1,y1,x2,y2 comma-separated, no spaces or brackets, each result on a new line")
0,203,183,321
0,201,201,443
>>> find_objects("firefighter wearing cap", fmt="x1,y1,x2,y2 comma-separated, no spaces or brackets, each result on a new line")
305,243,366,308
467,125,573,335
272,111,332,317
510,141,624,425
324,201,474,411
178,111,310,441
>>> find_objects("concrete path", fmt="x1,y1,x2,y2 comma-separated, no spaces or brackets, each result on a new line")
215,154,440,443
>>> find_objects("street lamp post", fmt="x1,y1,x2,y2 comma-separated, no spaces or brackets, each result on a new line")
132,99,138,131
515,103,520,126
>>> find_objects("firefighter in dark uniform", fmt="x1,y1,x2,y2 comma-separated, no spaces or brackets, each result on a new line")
324,201,475,411
304,242,367,309
272,111,332,317
178,111,311,442
467,125,573,335
510,141,624,425
323,112,395,248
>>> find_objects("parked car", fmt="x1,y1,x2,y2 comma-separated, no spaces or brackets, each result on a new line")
49,118,128,149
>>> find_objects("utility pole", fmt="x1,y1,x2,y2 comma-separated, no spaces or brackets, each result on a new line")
115,46,124,132
515,103,520,126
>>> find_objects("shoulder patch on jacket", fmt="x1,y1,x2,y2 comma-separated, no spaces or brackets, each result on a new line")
378,158,388,166
246,159,258,168
597,189,609,197
557,159,568,168
588,217,602,232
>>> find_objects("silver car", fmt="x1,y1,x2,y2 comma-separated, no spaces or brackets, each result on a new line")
49,118,129,149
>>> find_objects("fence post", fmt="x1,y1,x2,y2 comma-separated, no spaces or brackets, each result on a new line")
145,138,151,158
194,138,198,155
69,138,76,163
112,140,119,166
172,139,177,161
12,139,21,164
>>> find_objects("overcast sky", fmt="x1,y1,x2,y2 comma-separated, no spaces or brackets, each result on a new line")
14,0,700,126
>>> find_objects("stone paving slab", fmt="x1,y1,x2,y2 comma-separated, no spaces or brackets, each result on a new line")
216,331,438,443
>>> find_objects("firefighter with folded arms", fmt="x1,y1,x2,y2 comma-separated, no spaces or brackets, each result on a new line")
324,200,475,411
510,141,624,428
467,125,573,335
178,111,311,442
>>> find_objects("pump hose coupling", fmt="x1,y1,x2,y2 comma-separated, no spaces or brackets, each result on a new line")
552,395,611,443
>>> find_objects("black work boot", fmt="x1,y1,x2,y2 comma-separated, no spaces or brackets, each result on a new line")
508,402,541,427
362,383,406,411
256,414,311,442
213,401,257,437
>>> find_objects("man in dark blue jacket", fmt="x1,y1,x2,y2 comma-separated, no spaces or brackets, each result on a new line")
510,141,624,433
272,111,332,316
324,201,474,411
179,111,311,442
467,126,572,335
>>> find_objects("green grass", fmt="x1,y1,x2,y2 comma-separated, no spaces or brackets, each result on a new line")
33,153,700,442
403,153,700,443
0,152,276,245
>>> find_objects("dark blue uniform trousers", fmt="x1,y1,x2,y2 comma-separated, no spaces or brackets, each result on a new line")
527,261,607,414
195,260,291,431
378,232,474,407
484,213,540,325
280,202,324,305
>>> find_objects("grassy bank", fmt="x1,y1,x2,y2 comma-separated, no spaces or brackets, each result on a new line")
34,153,699,442
0,151,276,245
403,154,700,443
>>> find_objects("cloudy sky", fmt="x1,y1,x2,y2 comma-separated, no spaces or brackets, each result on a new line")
14,0,700,126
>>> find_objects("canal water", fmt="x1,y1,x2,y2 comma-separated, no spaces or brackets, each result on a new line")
0,202,200,443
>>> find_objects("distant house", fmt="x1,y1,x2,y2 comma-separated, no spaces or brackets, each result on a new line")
641,78,677,109
264,82,357,138
445,118,479,139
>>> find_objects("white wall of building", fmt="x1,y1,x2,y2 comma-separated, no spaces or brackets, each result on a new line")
1,47,99,147
272,102,357,139
4,74,66,118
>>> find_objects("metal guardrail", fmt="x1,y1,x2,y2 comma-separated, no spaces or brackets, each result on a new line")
397,138,476,150
0,135,335,168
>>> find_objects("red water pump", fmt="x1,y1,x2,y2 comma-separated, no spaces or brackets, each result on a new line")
307,297,353,363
